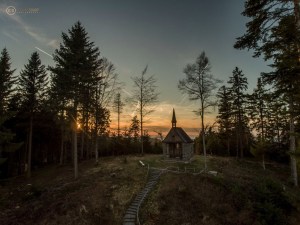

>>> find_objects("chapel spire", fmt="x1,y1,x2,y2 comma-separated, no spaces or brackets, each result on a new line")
172,108,177,127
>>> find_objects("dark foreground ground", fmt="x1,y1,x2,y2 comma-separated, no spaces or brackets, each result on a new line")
1,155,300,225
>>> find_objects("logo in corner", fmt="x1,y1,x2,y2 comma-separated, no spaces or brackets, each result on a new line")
6,6,16,15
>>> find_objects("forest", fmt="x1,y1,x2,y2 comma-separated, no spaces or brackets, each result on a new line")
0,0,300,190
0,21,163,180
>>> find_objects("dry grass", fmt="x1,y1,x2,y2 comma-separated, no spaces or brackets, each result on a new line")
0,156,147,225
1,155,300,225
140,156,300,225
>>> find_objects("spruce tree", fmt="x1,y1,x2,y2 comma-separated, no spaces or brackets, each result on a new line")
248,78,269,141
235,0,300,186
0,48,16,116
217,85,232,156
227,67,249,158
50,21,101,178
248,78,270,169
19,52,48,178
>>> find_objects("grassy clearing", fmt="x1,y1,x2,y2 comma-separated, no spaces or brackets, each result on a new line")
1,154,300,225
0,156,147,225
140,155,300,225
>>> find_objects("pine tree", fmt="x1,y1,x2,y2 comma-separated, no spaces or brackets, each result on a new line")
266,96,288,144
0,48,16,116
50,21,101,178
235,0,300,186
129,115,140,142
248,78,269,140
248,78,270,169
19,51,48,178
0,116,23,177
234,0,300,59
217,85,232,156
227,67,249,158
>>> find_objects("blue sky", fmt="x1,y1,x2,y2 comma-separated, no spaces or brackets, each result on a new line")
0,0,271,136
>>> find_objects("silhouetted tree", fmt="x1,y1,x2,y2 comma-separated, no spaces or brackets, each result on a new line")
178,51,221,170
0,48,19,175
0,48,16,116
93,58,117,163
50,21,101,178
131,66,159,155
227,67,249,158
235,0,300,186
217,85,232,156
248,78,270,169
19,52,48,178
113,92,124,137
129,115,140,142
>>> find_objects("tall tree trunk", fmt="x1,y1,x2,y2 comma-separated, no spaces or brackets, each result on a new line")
290,99,298,186
292,0,300,187
73,106,78,179
262,154,266,170
80,131,84,159
85,117,89,160
59,125,64,165
238,109,244,158
95,134,98,163
73,121,78,179
95,86,99,163
27,114,33,178
261,108,266,170
201,108,207,171
140,100,143,156
235,115,239,159
94,124,99,162
294,0,300,27
290,119,298,186
227,137,230,156
117,104,120,137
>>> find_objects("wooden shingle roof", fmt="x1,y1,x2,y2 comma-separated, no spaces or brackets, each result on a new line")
162,127,193,143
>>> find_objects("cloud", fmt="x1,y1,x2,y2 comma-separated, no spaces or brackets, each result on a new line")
121,88,132,97
1,4,59,49
47,39,60,49
2,30,19,42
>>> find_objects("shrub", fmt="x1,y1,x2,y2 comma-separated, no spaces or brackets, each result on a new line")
252,178,293,225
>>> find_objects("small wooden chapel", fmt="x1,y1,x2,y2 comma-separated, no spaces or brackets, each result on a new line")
162,109,194,161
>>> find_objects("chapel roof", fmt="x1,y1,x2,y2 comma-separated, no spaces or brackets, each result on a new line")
162,127,193,143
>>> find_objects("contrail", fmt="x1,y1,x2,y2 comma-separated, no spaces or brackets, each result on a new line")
35,47,53,58
121,88,132,97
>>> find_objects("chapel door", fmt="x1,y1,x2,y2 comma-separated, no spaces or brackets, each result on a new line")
175,143,182,158
170,143,176,158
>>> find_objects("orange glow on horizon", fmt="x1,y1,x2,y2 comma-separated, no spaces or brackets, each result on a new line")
109,102,218,138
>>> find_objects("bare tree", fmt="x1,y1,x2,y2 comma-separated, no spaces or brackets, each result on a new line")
178,51,221,171
113,92,125,137
94,58,119,163
131,66,159,155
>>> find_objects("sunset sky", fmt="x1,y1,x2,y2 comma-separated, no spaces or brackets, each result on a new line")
0,0,270,138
